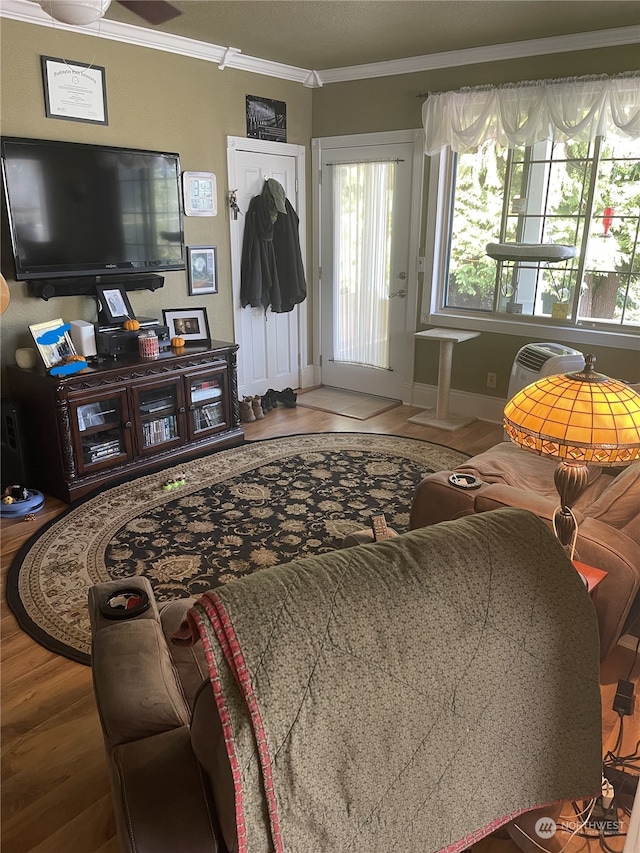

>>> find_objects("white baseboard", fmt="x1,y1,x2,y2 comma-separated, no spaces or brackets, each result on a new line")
409,382,505,424
299,364,320,389
617,633,640,652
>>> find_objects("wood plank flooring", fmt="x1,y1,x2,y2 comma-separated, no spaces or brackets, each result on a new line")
1,405,638,852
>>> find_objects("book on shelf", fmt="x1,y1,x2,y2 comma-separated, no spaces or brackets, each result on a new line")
84,443,122,463
195,401,224,430
191,385,222,403
84,438,120,453
140,398,174,414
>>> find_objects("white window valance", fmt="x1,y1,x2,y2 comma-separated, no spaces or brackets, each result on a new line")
423,73,640,156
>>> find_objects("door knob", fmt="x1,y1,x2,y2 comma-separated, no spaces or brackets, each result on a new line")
389,289,407,299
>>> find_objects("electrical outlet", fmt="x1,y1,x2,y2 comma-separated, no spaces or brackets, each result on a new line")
486,372,497,389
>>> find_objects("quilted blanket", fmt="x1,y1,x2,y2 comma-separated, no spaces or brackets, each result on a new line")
176,508,602,853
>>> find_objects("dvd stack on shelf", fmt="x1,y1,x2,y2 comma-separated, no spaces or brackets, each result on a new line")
82,433,123,465
142,414,177,447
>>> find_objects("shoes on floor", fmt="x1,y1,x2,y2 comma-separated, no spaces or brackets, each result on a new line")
251,395,264,420
264,389,278,411
239,397,256,422
277,387,297,408
261,390,273,413
249,388,296,417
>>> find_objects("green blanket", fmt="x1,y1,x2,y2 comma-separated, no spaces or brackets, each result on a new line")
179,508,602,853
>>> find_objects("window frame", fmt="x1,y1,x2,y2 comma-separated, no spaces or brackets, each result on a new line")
421,145,639,351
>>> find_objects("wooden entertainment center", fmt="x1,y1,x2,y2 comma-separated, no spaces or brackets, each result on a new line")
7,342,243,503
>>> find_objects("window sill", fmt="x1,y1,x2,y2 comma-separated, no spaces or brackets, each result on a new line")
424,311,638,351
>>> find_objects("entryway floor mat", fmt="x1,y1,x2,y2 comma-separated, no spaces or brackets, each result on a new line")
296,387,400,420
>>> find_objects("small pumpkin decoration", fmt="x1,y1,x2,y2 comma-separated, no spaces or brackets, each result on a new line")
171,336,185,348
123,318,140,331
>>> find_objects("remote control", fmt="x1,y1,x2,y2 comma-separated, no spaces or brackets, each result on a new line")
370,513,392,541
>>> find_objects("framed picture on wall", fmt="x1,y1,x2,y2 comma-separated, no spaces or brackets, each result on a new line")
246,95,286,142
41,55,108,125
188,246,218,295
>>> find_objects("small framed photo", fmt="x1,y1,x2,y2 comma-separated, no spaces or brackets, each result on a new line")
29,318,77,369
95,283,135,324
41,55,108,125
182,172,217,216
162,308,210,343
188,246,218,295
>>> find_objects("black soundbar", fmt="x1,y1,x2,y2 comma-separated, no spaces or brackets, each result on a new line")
28,274,165,301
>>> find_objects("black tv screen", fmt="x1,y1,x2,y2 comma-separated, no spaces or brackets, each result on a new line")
1,137,185,280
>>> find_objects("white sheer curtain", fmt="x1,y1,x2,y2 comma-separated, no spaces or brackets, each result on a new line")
332,161,395,369
423,73,640,155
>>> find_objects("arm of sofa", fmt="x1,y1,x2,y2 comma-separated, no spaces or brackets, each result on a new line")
409,470,481,529
474,485,640,661
88,578,223,853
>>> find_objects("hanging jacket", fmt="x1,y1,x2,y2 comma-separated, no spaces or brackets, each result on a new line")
240,190,281,311
272,195,307,313
240,181,306,313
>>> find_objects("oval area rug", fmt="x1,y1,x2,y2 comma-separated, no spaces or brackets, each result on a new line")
8,433,467,664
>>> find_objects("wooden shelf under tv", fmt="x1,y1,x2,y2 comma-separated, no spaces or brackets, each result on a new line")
6,342,243,503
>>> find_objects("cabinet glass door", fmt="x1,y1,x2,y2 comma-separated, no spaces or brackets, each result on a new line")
74,392,131,471
188,369,228,437
136,382,183,454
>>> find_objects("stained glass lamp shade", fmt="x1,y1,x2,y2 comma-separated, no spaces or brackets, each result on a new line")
503,354,640,547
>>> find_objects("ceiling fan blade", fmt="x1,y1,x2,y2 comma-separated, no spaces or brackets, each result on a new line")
116,0,181,25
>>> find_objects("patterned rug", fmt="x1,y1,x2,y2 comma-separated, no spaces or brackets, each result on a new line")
7,433,467,664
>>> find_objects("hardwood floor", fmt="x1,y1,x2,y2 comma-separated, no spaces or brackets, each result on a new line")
1,405,637,852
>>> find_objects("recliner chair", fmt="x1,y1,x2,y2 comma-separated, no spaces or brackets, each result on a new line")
410,441,640,659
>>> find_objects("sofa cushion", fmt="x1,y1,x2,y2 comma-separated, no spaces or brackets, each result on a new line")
92,619,190,747
587,462,640,531
159,598,209,712
191,682,239,853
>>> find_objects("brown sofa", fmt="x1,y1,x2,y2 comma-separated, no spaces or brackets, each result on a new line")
89,510,604,853
410,442,640,659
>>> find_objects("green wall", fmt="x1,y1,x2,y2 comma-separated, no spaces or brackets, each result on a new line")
313,43,640,392
0,19,312,371
1,18,638,397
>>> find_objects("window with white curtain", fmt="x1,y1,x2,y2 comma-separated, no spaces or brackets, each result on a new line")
332,160,396,369
423,74,640,337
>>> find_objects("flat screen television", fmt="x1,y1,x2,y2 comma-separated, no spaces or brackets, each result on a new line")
1,136,185,281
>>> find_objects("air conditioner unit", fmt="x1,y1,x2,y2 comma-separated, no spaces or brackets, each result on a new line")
507,342,585,401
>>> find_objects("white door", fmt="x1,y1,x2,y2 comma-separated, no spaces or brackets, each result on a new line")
318,137,417,399
227,137,306,399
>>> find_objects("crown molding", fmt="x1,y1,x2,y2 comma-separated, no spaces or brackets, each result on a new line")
0,0,312,83
1,1,638,89
319,25,640,85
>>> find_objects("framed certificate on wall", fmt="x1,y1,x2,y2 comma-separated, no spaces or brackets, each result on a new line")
41,55,108,125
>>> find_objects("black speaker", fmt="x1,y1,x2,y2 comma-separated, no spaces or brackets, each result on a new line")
1,398,31,486
28,274,165,301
